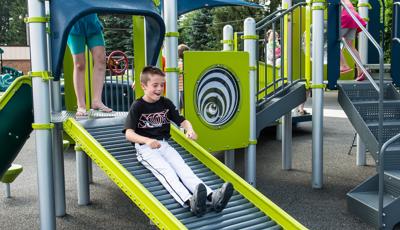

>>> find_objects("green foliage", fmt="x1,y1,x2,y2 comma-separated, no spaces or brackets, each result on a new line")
100,15,133,56
383,0,393,62
0,0,27,45
179,1,268,51
179,9,216,50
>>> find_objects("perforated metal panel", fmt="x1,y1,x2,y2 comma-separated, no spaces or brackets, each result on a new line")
339,83,400,102
339,82,400,229
354,102,400,123
84,122,280,230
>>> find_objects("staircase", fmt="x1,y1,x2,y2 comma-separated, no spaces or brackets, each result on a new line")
256,81,306,136
338,82,400,229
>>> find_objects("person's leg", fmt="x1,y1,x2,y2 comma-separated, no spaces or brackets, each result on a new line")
68,35,88,115
339,28,352,73
135,144,192,206
297,89,310,115
346,38,363,74
340,51,351,72
71,53,87,114
160,142,213,196
88,33,111,112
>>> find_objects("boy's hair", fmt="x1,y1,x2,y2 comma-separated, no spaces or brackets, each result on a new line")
177,44,190,59
140,66,165,84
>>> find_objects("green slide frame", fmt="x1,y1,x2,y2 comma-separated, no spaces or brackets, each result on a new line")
0,76,33,177
63,117,306,229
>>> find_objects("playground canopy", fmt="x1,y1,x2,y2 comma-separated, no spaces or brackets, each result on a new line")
176,0,261,15
50,0,261,79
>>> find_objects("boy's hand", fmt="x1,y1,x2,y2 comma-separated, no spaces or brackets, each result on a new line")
186,129,197,140
146,139,161,149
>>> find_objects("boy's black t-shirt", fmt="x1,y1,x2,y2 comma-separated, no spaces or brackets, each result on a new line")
123,97,185,141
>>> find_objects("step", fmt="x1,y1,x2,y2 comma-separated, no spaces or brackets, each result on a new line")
347,191,395,227
256,82,306,136
353,100,400,123
347,174,400,229
364,63,391,70
367,121,400,146
370,72,392,81
385,170,400,198
338,82,400,102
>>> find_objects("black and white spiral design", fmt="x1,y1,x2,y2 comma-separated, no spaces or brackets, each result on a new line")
196,67,240,126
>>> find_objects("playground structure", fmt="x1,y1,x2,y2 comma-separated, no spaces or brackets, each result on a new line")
1,0,400,229
0,48,24,92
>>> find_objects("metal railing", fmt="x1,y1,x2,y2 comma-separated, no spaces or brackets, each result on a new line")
394,2,400,44
103,56,135,112
253,2,307,108
340,1,385,228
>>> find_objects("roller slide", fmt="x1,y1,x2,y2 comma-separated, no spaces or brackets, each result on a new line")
0,76,33,177
63,117,306,229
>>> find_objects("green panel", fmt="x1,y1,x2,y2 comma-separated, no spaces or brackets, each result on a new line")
184,51,250,152
1,164,23,183
0,77,33,177
292,7,303,81
63,46,94,111
133,16,146,99
63,48,76,111
257,62,281,100
85,48,93,110
298,7,354,82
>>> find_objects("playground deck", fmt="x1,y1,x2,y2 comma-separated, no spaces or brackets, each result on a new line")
0,90,375,229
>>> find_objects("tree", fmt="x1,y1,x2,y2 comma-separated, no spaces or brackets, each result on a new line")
384,0,393,62
100,15,133,56
179,9,216,50
0,0,27,45
178,1,269,51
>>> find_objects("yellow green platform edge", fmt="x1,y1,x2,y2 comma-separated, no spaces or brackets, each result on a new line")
63,118,307,230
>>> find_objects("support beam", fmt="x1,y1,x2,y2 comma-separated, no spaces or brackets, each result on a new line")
76,146,90,205
282,0,293,171
27,0,56,228
311,1,325,189
244,18,257,186
356,134,367,166
164,0,179,107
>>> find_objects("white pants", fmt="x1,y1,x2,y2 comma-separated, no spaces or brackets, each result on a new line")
135,140,213,206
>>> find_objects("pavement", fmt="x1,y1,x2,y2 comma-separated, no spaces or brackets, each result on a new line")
0,90,378,229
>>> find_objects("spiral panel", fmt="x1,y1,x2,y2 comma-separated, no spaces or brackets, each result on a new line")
195,67,240,126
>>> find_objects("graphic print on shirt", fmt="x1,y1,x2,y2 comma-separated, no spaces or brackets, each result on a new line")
138,109,170,128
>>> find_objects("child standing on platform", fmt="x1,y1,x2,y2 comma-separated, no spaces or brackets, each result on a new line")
67,14,112,116
123,66,233,217
340,0,367,81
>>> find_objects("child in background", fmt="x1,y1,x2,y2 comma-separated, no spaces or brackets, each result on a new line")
340,0,367,81
265,29,281,67
178,44,190,109
124,66,233,217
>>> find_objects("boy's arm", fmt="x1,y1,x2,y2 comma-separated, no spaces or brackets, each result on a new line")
180,120,197,140
125,129,161,149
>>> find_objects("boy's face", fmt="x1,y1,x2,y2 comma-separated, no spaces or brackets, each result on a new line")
141,74,165,103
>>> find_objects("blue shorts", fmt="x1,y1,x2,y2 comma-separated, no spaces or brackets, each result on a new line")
67,33,105,55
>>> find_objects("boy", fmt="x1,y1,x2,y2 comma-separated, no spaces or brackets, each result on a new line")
124,66,233,217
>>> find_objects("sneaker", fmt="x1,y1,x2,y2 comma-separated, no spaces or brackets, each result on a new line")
189,183,207,217
211,182,234,212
